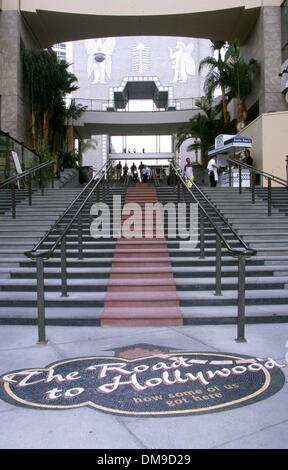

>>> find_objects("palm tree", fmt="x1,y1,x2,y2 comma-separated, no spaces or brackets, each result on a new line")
22,47,79,151
176,97,223,166
22,48,43,149
199,41,230,126
225,42,260,131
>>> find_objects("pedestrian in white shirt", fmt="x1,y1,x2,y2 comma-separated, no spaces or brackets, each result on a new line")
207,156,218,187
184,158,194,188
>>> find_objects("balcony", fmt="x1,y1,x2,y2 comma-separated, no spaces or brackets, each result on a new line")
69,98,202,138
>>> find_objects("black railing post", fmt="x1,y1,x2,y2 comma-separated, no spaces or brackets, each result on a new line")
182,182,187,203
28,174,32,206
78,212,83,260
177,178,181,201
40,167,44,196
61,236,68,297
229,163,232,188
268,178,272,216
11,182,16,219
199,209,205,259
214,229,222,296
36,258,47,344
251,171,255,204
236,254,247,343
239,165,242,194
51,163,55,189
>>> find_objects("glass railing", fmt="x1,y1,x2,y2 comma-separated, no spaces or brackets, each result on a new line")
65,97,201,113
0,130,40,182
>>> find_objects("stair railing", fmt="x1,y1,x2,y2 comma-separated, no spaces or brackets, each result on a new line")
0,160,56,219
151,169,160,186
0,130,42,182
24,161,113,344
172,163,257,343
123,173,130,186
227,159,288,216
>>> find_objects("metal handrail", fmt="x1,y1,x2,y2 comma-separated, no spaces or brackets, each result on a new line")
25,161,112,260
173,164,256,257
227,158,288,188
151,169,160,186
25,160,112,344
0,160,56,219
172,163,257,343
0,160,55,189
227,159,288,215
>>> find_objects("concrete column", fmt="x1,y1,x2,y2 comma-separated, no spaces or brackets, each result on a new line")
242,6,287,114
0,11,20,137
0,9,40,144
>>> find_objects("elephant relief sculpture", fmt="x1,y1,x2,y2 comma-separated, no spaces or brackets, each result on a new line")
169,42,196,83
85,38,116,84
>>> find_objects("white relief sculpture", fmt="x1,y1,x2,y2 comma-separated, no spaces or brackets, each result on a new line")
168,42,196,83
85,38,116,84
131,43,151,74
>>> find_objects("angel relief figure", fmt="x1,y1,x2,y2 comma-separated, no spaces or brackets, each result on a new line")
85,38,116,84
168,42,196,83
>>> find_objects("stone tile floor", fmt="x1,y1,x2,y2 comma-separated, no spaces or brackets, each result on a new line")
0,323,287,449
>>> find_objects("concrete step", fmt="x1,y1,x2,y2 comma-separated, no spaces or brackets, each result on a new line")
0,276,285,292
0,304,287,325
181,305,288,324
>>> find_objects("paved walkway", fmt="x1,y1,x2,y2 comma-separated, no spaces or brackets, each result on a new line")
0,323,287,449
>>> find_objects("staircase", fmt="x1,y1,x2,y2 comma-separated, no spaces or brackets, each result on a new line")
0,189,32,215
0,180,288,326
255,187,288,217
53,169,80,189
0,185,125,324
0,187,85,320
192,186,288,322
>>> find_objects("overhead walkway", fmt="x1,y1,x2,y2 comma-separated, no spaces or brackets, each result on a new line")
72,98,202,138
8,0,262,46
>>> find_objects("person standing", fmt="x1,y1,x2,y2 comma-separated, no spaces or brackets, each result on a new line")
131,162,138,182
243,149,253,166
116,161,122,180
123,162,129,178
207,156,218,187
138,161,144,181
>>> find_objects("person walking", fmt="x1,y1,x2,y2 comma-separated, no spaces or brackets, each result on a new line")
141,164,149,183
184,157,194,188
138,161,144,181
123,162,129,178
207,156,218,187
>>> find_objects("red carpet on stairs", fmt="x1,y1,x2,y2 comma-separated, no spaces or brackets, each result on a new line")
101,183,183,326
